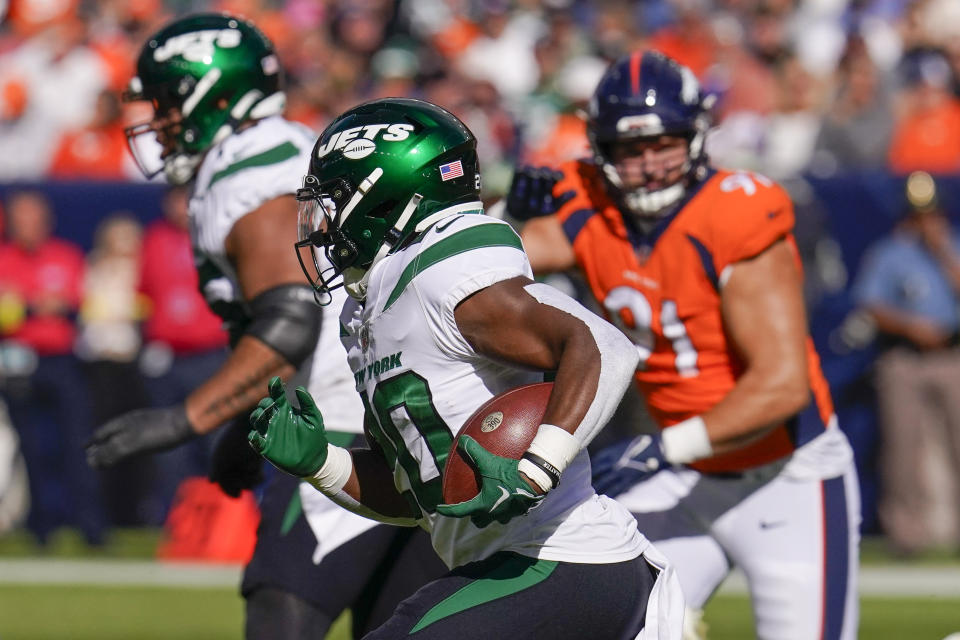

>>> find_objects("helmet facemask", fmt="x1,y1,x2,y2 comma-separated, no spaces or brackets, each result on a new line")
123,77,202,185
295,175,358,305
593,125,707,219
295,170,422,303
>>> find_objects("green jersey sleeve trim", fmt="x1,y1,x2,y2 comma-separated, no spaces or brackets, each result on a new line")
410,552,558,633
209,141,300,187
383,223,524,312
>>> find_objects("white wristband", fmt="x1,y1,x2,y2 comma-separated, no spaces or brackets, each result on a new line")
519,423,582,491
302,444,353,495
660,416,713,465
528,423,581,470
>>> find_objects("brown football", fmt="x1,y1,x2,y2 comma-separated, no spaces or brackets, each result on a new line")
441,382,553,505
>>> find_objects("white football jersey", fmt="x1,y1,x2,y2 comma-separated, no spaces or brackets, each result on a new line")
188,115,375,562
341,209,648,569
188,115,363,433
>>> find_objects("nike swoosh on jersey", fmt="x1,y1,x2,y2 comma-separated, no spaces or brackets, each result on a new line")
435,216,463,233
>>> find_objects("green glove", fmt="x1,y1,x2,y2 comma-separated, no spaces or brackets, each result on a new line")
248,377,329,477
436,436,545,528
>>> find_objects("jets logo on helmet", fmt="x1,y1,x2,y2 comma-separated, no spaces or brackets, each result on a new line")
152,29,241,63
315,124,416,159
587,51,715,218
342,139,376,160
295,98,481,304
123,13,286,184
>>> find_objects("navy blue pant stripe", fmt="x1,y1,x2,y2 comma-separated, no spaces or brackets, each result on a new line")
821,475,849,640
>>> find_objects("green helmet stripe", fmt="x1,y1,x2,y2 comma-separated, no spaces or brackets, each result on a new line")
209,140,300,186
383,223,523,311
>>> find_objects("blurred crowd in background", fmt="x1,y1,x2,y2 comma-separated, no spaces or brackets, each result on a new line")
6,0,960,186
2,0,960,557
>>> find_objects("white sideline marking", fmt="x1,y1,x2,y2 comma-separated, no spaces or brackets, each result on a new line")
718,567,960,597
0,559,242,589
0,560,958,597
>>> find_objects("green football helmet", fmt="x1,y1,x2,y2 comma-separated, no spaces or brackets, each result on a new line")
123,13,285,184
295,98,481,302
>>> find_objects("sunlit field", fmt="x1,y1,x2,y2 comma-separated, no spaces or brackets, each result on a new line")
1,530,958,639
0,588,957,639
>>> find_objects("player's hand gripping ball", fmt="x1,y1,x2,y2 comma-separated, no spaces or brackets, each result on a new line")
439,383,555,528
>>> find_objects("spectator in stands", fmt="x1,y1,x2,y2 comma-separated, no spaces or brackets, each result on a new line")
646,0,719,79
455,0,543,102
812,35,894,174
852,171,960,555
77,213,150,525
136,186,229,524
78,213,144,369
48,90,133,180
519,55,606,167
0,16,109,180
709,52,825,178
0,190,106,545
707,1,782,120
888,49,960,174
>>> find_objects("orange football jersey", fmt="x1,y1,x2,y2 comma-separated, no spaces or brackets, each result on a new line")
554,160,835,473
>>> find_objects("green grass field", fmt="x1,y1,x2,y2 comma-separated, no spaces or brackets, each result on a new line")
1,530,958,639
0,586,957,639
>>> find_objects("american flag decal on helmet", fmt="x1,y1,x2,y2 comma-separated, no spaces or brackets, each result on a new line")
439,160,464,181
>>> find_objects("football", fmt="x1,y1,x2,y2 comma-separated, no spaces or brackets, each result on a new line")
441,381,553,505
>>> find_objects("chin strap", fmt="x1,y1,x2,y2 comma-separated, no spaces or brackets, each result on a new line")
342,193,423,300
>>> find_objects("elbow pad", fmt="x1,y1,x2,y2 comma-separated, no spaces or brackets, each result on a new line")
245,284,322,367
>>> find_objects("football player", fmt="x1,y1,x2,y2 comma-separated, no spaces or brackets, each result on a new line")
84,14,444,639
248,97,684,639
509,51,861,640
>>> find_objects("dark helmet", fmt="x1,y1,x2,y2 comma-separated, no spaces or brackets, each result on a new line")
587,51,713,217
295,98,481,301
123,13,286,184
